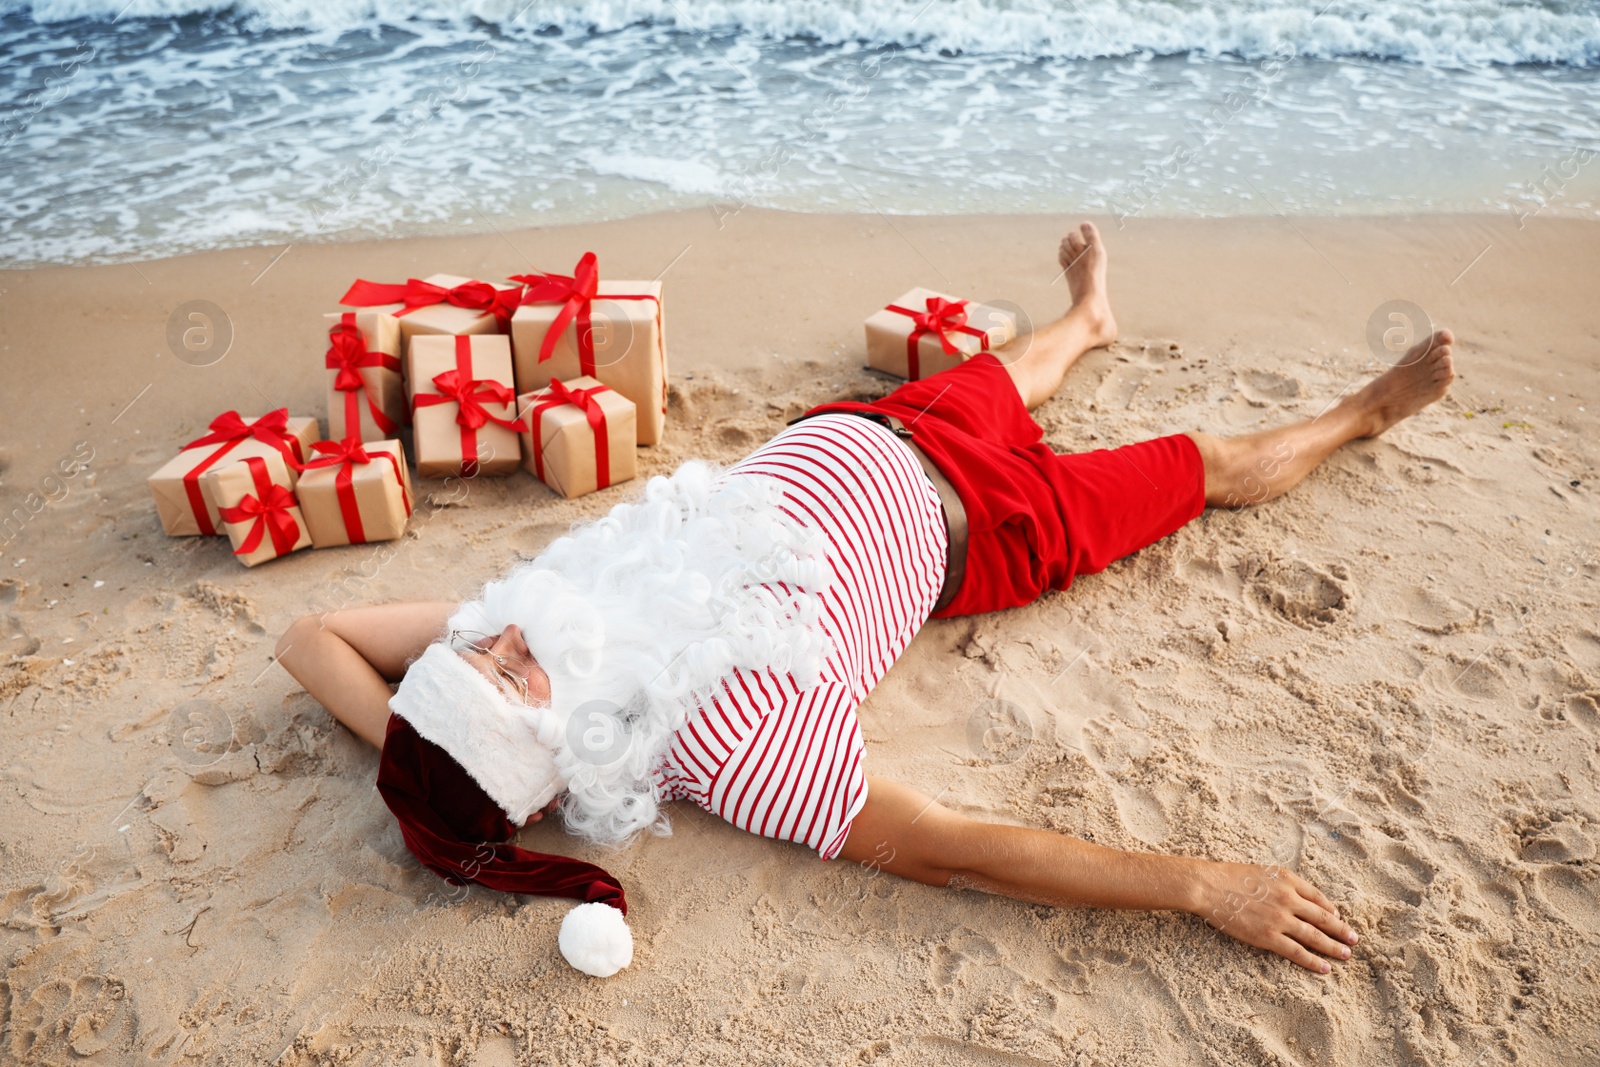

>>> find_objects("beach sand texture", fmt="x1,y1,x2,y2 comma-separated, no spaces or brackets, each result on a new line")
1,210,1597,1064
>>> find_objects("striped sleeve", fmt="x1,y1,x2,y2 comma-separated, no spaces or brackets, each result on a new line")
707,680,868,860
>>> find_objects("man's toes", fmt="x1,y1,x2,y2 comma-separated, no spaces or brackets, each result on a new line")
1081,221,1099,245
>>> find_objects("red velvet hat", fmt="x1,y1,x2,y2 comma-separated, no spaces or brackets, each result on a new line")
376,709,633,977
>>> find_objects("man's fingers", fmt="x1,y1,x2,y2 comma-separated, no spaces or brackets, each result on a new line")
1294,896,1358,946
1291,919,1352,962
1272,934,1334,974
1287,871,1337,913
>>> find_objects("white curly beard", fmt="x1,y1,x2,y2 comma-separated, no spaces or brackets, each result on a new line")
444,459,835,847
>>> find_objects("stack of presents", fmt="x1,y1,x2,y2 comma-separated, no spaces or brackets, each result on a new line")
147,254,1018,566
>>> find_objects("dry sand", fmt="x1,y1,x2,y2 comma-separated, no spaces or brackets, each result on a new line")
1,210,1597,1065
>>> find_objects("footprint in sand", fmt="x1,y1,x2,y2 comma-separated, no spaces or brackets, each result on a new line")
1091,365,1150,412
1368,839,1435,908
8,972,137,1061
1563,690,1600,731
1513,811,1595,866
1056,944,1147,995
711,419,759,450
0,577,41,659
1233,368,1305,408
928,931,1003,991
1238,554,1354,627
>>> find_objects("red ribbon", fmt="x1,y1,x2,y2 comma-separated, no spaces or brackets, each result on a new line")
524,379,614,490
303,438,413,545
178,409,305,536
340,277,522,331
327,313,403,438
217,456,301,559
510,252,662,378
884,296,990,381
411,336,527,478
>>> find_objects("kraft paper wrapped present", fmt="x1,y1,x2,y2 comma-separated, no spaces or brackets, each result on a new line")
147,409,318,537
200,453,312,567
509,253,667,446
518,376,637,499
409,334,526,479
298,438,414,548
323,310,405,441
864,287,1018,381
337,272,523,398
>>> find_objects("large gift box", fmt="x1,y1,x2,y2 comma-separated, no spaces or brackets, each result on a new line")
147,409,318,537
323,310,405,441
518,376,637,499
509,253,667,446
338,273,523,398
864,287,1018,381
200,453,312,567
409,334,526,478
298,438,414,548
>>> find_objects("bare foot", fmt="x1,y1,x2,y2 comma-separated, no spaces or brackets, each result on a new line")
1350,328,1456,437
1059,222,1117,348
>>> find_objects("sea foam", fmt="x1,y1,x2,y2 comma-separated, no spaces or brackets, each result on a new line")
7,0,1600,67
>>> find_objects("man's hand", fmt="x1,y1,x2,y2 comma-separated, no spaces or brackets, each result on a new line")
1186,861,1359,973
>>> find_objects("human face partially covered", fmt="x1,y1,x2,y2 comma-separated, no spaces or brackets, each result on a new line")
450,624,553,708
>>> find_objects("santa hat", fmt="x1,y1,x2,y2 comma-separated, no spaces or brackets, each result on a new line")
376,642,633,977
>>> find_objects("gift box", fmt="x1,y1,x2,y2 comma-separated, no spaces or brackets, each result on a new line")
410,334,526,478
200,454,311,567
323,310,405,441
147,409,318,537
509,253,667,446
865,287,1018,381
298,438,414,548
338,273,523,399
518,376,637,499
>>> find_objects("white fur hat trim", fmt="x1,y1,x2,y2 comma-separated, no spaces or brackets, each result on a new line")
388,641,567,826
559,902,633,977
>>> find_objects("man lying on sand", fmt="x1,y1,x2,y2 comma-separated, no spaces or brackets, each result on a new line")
276,223,1456,977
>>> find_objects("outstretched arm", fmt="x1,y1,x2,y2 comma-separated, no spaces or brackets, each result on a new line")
274,601,457,748
838,776,1358,973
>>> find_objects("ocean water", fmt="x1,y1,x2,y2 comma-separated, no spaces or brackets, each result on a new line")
2,0,1598,265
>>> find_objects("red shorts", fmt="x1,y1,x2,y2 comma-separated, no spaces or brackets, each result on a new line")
799,353,1207,617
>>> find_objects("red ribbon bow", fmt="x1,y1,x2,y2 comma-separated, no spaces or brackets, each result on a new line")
339,277,522,331
524,379,614,491
884,296,990,380
411,336,528,478
179,408,305,536
217,456,301,559
510,252,662,378
326,313,404,437
303,438,413,545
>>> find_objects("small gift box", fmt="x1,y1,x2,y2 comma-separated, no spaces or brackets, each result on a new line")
410,334,526,479
338,273,522,399
201,454,311,567
323,310,405,442
865,287,1018,381
298,438,414,548
509,253,667,446
518,376,637,499
147,409,318,537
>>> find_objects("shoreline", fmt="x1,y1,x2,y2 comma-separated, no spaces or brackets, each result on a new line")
2,209,1595,489
1,208,1597,1065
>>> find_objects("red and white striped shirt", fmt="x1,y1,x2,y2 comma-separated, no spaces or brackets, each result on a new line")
655,413,948,858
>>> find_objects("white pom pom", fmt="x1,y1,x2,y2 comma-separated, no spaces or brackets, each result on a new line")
558,902,633,977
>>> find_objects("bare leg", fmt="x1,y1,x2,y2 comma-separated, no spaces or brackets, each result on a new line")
1187,330,1457,508
1001,222,1118,409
